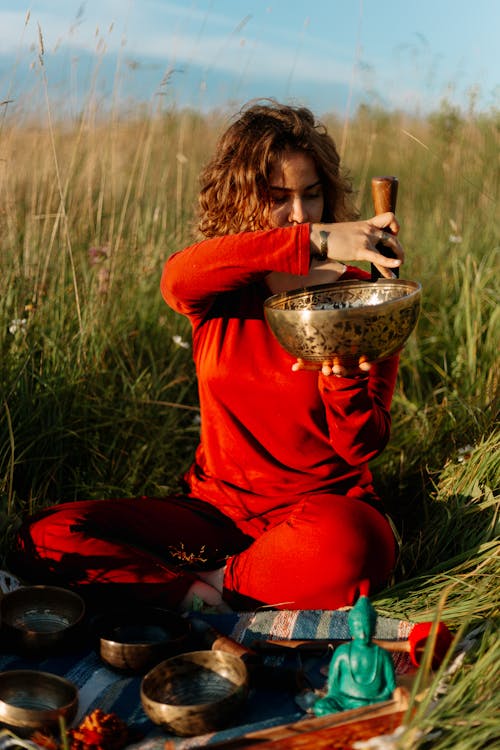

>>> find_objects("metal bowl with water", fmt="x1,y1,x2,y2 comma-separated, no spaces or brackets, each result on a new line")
0,670,78,736
0,585,85,653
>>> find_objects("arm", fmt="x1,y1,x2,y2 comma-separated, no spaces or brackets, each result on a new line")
161,214,405,319
161,225,310,318
381,650,397,696
319,353,400,466
326,649,346,694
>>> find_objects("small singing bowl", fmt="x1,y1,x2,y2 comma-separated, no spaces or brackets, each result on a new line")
95,607,191,674
0,670,78,736
141,650,249,737
264,279,421,367
0,585,85,654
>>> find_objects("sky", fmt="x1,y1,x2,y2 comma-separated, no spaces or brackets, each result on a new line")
0,0,499,118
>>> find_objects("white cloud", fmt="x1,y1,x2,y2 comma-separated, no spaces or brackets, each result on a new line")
2,0,497,114
0,2,354,90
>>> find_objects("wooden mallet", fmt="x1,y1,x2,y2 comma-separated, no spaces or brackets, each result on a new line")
251,620,454,669
370,175,399,281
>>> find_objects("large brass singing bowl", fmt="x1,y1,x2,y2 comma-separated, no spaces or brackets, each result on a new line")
264,279,421,366
141,650,249,737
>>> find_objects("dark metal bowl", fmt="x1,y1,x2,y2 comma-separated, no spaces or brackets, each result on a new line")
0,585,85,654
141,650,249,737
95,607,191,674
0,670,78,736
264,279,421,366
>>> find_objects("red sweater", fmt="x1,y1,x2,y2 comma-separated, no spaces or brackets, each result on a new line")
161,224,399,538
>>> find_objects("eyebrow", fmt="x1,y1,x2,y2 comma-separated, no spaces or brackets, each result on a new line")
269,180,323,192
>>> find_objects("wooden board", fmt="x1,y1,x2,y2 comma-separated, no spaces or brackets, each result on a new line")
204,688,411,749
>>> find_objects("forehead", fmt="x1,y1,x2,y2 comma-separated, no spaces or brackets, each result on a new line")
269,150,320,188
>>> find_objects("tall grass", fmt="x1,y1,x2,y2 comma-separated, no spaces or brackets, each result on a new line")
0,70,498,748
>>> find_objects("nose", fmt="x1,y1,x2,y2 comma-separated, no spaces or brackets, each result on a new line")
289,196,308,224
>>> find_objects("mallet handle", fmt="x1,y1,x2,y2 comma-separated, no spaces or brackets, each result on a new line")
252,637,410,653
371,175,399,281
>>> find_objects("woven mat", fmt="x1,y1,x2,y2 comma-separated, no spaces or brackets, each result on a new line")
0,605,415,749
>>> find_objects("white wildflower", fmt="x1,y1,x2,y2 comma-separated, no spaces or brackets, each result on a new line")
457,444,473,463
172,335,190,349
448,219,462,243
8,318,27,335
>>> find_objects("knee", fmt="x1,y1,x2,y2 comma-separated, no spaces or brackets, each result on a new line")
16,502,88,560
291,495,395,580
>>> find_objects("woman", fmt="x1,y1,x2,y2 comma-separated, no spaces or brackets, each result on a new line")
12,100,403,612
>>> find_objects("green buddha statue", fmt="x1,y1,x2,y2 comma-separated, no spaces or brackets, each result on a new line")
313,596,396,715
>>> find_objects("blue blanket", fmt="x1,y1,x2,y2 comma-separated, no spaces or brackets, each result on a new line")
0,609,414,748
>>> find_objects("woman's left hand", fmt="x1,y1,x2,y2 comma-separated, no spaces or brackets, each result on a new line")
292,357,372,377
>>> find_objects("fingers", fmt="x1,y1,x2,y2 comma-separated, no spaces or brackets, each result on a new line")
366,213,405,267
371,229,404,258
291,358,321,372
293,357,344,376
370,211,400,235
372,262,398,280
292,357,372,377
358,357,372,373
378,230,393,244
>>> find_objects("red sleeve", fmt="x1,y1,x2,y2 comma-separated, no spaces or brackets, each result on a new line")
318,353,400,466
161,225,311,319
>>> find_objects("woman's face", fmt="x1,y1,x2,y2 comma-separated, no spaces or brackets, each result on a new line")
267,150,324,228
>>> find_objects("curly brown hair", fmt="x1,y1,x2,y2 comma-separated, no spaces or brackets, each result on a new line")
198,99,358,238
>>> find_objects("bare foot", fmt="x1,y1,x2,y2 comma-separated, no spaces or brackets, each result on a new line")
179,579,232,613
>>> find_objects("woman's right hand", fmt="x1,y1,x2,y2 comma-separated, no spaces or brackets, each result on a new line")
310,213,404,279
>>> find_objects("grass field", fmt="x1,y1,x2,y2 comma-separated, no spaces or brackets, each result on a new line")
0,81,498,749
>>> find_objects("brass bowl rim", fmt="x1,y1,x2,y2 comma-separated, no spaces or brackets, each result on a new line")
98,608,190,649
264,278,422,313
1,585,86,631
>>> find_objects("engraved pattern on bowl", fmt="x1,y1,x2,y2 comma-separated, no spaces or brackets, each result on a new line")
264,279,421,366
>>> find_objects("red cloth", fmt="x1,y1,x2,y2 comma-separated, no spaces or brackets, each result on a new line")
13,225,398,610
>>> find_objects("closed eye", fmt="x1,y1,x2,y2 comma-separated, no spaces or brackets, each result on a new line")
270,195,289,205
270,190,322,204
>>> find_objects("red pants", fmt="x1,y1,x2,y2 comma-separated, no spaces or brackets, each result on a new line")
12,493,396,611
